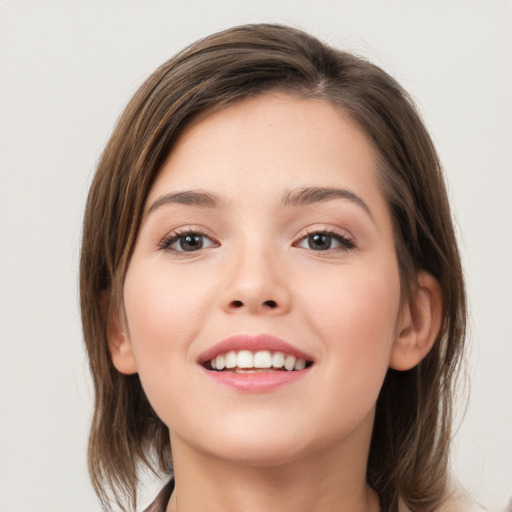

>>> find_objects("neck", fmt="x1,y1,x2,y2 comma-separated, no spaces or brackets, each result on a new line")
166,419,380,512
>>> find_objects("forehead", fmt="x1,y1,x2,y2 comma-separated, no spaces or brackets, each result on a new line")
147,93,384,210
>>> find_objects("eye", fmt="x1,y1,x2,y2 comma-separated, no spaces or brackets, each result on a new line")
159,230,218,253
296,231,355,251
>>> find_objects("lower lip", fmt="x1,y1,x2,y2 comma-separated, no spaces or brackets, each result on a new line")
201,367,310,392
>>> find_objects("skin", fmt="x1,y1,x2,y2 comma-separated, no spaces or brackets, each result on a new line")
108,93,441,512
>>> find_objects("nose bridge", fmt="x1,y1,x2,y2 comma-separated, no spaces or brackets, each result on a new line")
221,235,290,314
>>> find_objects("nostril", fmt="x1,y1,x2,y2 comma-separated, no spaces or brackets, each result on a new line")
228,299,278,310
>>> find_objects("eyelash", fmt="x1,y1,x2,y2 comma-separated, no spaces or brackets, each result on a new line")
158,227,356,254
293,228,356,252
158,228,218,254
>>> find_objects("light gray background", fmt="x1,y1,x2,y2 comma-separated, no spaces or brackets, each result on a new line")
1,1,511,511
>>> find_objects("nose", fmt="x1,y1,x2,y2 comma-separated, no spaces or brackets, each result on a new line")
219,246,291,315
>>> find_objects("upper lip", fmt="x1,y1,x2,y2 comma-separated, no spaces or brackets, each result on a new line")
198,334,315,364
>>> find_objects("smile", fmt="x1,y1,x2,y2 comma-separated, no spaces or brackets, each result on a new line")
206,350,312,372
198,334,315,390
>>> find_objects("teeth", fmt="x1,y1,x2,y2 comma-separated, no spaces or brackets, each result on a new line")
237,350,254,368
235,368,271,373
294,358,306,370
253,350,272,368
225,350,237,369
272,352,285,368
284,355,296,371
209,350,310,372
215,354,225,370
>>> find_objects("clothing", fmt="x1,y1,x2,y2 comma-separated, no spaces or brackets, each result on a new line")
142,478,486,512
142,479,174,512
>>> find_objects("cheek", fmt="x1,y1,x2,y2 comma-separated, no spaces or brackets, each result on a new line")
301,263,401,381
121,260,222,427
122,260,215,370
302,271,400,436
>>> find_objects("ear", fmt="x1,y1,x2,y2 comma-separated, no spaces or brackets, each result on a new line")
102,294,138,375
389,271,443,371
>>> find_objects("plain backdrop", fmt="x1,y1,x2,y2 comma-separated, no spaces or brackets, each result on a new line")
1,1,511,511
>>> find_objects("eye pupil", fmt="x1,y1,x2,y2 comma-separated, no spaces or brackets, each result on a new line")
308,233,331,250
180,234,203,251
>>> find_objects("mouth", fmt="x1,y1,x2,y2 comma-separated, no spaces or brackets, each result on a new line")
198,333,315,378
204,349,314,373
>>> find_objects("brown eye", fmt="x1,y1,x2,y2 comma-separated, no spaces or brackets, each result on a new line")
307,233,332,250
161,231,217,253
296,231,355,251
179,234,204,251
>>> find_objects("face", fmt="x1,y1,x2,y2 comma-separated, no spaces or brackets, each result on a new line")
114,94,407,467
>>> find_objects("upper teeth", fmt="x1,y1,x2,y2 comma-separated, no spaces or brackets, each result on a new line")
210,350,307,371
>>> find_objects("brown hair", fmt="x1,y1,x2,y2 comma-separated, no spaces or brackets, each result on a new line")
80,23,466,512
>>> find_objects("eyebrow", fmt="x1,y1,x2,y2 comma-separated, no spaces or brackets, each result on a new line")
147,190,225,214
147,186,374,222
282,186,374,222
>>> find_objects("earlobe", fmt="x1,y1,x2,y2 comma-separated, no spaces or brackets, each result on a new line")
389,271,443,371
103,295,138,375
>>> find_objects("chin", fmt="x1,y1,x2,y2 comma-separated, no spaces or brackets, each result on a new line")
183,417,345,469
208,437,313,468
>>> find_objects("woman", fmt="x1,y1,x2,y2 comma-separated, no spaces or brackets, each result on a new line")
80,24,468,512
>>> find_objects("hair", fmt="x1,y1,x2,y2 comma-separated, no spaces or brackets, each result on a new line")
80,23,466,512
